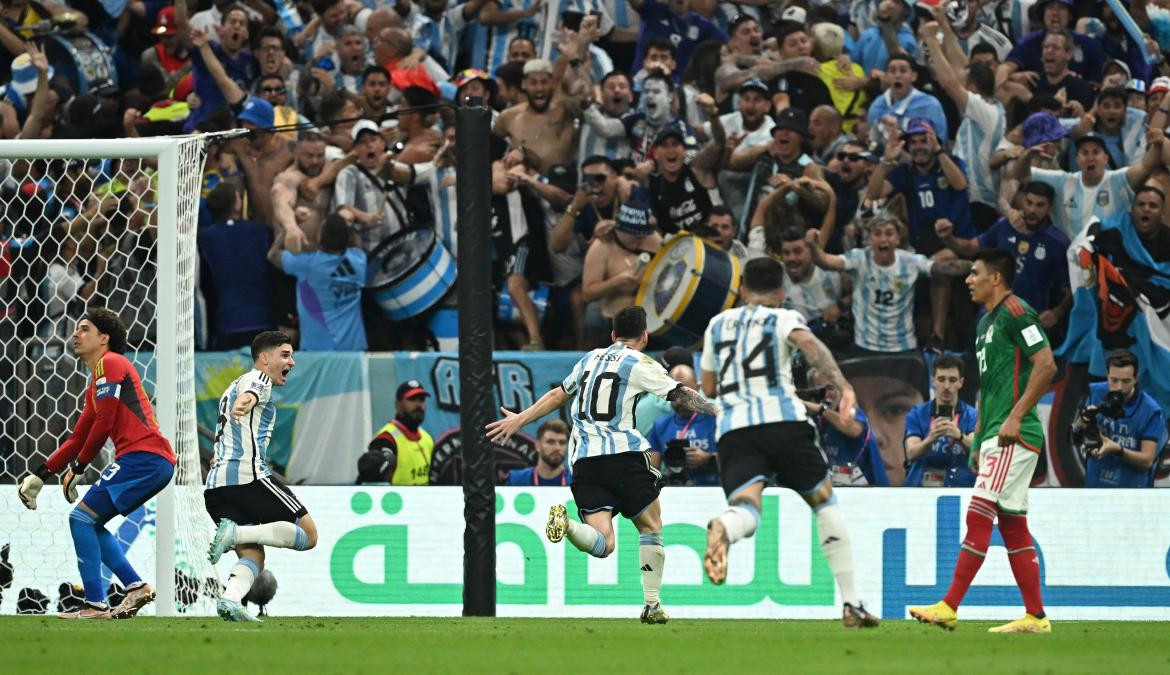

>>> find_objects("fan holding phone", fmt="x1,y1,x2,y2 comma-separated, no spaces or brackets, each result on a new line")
903,354,979,487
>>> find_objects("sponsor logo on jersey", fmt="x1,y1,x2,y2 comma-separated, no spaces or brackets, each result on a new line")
95,382,121,400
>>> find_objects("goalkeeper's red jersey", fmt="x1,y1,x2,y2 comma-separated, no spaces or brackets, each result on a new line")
45,352,176,472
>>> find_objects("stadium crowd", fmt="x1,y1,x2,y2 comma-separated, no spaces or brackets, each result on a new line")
0,0,1168,486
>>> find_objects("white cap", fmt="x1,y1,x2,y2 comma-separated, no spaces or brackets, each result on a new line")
780,6,806,24
351,119,380,141
522,59,554,76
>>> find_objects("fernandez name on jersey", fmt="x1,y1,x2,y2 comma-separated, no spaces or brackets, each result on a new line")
700,304,809,440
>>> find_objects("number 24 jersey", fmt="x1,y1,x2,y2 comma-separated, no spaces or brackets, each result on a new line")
561,343,682,465
701,304,808,440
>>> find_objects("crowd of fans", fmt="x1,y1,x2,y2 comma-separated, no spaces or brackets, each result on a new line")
0,0,1168,485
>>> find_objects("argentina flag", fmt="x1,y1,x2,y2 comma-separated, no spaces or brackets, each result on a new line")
1058,214,1170,412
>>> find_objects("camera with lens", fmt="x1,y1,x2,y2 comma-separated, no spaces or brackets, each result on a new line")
663,438,688,469
1098,390,1128,418
582,172,606,194
796,385,828,404
1077,415,1103,453
1073,403,1106,453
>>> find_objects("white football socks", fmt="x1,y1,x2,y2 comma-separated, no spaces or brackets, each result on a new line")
234,522,311,550
223,557,260,603
639,532,665,606
717,504,760,545
815,500,859,606
566,519,608,558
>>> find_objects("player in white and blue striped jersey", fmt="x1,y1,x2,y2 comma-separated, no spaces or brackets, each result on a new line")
806,218,972,353
204,331,318,623
699,258,880,629
487,306,716,624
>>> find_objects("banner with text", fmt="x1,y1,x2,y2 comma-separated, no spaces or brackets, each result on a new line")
231,488,1170,619
4,487,1169,618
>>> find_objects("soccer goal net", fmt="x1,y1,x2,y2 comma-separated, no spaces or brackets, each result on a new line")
0,136,212,616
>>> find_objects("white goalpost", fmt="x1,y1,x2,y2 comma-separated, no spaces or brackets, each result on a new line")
0,136,212,616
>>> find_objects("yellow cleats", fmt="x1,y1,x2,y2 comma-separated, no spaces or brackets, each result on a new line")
909,600,959,631
988,614,1051,633
546,504,568,543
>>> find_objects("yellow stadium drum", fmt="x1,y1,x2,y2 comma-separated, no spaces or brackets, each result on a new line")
635,234,741,347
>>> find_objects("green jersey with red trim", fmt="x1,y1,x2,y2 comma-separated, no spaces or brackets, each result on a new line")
972,294,1049,451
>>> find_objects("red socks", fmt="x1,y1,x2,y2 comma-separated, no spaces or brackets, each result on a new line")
942,500,1046,617
943,497,997,610
999,513,1045,618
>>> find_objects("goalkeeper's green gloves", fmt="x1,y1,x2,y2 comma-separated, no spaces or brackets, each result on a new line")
18,464,54,510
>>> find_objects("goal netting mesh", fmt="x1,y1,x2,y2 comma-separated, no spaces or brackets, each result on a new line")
0,136,214,616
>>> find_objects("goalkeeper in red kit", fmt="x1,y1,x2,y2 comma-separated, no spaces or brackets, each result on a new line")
17,308,177,619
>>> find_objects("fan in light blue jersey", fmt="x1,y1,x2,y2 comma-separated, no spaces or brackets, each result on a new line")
1025,129,1162,241
807,218,973,353
274,214,367,351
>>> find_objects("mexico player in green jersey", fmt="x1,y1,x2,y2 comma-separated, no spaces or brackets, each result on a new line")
910,248,1057,634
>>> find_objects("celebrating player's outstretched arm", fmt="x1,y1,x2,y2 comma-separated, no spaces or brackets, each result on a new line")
667,386,719,417
486,387,571,445
230,387,262,421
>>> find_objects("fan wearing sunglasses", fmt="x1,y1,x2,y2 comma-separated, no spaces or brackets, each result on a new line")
822,141,874,254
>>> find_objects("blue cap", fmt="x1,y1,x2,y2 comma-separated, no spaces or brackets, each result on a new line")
238,96,275,128
615,190,656,237
1074,131,1109,152
1022,112,1067,148
739,77,768,96
903,116,934,137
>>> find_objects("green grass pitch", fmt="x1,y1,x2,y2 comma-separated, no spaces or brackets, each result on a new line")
4,617,1168,673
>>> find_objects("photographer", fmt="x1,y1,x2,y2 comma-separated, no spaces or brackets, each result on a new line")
1073,349,1167,488
803,368,887,487
647,364,718,486
903,354,978,487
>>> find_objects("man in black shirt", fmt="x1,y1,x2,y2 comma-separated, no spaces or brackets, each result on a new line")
1029,29,1096,110
769,21,833,117
1133,188,1170,263
648,94,727,235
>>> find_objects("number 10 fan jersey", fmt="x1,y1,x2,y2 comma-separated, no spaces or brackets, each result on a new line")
701,304,808,440
561,343,682,465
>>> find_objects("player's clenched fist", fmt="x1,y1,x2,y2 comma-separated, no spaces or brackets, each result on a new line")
18,473,44,509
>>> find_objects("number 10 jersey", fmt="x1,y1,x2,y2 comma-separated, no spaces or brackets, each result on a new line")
701,304,808,440
561,343,682,465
